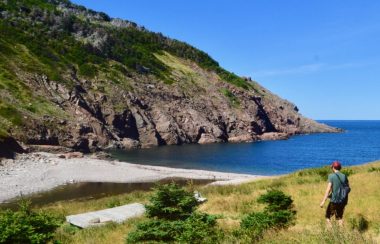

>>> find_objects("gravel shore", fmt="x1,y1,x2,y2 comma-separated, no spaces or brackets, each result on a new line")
0,152,266,203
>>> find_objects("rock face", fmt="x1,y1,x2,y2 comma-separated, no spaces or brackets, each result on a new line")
11,67,338,152
0,0,340,153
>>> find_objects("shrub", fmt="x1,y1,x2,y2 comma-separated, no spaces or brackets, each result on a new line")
177,213,220,244
0,105,23,126
257,189,293,212
269,210,296,228
78,63,97,78
127,213,220,244
0,200,62,244
240,210,295,240
145,183,199,220
349,214,369,232
240,212,273,234
297,166,331,179
341,168,355,177
126,219,182,243
239,190,296,241
368,167,380,173
127,183,220,243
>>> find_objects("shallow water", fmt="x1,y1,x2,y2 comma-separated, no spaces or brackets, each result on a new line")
0,178,213,210
111,121,380,175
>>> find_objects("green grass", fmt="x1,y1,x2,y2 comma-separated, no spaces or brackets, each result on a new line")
0,127,8,141
0,0,255,91
0,103,23,126
40,191,150,244
220,88,240,107
216,68,252,90
199,162,380,243
16,161,378,243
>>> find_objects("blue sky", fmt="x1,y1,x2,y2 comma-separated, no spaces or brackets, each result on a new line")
71,0,380,120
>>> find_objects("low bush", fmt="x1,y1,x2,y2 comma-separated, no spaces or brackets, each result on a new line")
257,189,293,212
0,200,62,244
78,63,97,78
145,183,199,220
368,167,380,173
176,212,220,243
126,183,221,243
127,213,220,244
297,166,355,179
341,168,355,177
349,214,369,232
239,190,296,241
240,212,273,235
127,219,181,243
297,166,331,179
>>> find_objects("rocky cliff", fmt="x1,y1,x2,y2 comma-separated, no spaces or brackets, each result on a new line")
0,0,339,153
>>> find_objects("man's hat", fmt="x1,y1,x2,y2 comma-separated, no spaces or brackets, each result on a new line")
331,161,342,170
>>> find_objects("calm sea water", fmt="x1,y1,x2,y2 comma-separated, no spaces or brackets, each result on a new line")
111,121,380,176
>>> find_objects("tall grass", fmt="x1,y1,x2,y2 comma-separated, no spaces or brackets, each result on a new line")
199,162,380,243
27,161,380,243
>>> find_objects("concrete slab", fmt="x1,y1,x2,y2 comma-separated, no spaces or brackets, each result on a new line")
66,203,145,228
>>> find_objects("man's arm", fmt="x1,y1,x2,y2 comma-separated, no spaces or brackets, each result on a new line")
320,182,332,208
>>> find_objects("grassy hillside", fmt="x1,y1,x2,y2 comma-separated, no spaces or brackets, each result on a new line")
24,161,380,243
0,0,338,151
0,0,254,135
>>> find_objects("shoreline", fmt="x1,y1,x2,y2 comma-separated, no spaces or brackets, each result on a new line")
0,152,268,203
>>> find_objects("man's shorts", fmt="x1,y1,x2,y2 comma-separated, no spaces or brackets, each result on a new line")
325,202,346,220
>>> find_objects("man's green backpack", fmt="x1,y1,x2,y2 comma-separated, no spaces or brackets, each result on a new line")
334,173,351,204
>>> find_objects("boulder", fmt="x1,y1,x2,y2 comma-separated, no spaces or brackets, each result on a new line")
228,134,254,143
198,133,217,144
121,138,140,149
259,132,289,141
0,136,25,159
60,152,84,159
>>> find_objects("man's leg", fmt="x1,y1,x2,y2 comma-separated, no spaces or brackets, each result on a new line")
336,203,345,227
337,219,344,227
326,218,333,228
325,202,333,228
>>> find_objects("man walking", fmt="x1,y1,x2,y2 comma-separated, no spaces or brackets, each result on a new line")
320,161,350,227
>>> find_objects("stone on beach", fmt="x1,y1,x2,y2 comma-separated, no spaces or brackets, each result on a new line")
59,152,84,159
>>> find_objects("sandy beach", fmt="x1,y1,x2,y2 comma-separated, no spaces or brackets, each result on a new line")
0,152,266,203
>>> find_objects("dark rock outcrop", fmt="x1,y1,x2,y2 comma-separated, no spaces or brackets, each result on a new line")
0,137,25,159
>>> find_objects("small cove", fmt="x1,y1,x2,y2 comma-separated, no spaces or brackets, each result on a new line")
3,121,379,209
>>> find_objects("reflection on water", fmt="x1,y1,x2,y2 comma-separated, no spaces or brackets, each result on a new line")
0,178,213,210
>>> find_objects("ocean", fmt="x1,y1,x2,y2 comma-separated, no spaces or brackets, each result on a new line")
110,121,380,176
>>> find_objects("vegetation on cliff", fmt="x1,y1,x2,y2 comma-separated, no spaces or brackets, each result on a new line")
0,0,337,152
